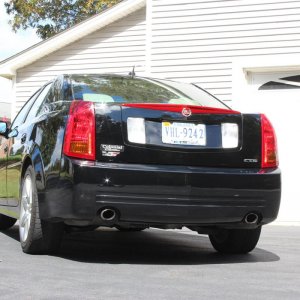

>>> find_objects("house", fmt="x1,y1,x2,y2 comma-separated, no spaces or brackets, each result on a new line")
0,0,299,223
0,77,12,119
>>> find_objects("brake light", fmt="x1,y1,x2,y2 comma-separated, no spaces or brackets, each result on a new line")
63,101,95,160
261,114,278,168
122,103,240,114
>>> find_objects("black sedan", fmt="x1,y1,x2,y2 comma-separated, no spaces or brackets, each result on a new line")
0,74,281,254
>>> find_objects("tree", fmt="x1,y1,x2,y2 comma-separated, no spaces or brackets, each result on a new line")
4,0,122,40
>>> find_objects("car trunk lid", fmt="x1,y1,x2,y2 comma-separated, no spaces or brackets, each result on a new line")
95,103,261,168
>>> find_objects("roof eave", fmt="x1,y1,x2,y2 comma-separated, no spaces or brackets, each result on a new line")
0,0,146,76
0,69,16,79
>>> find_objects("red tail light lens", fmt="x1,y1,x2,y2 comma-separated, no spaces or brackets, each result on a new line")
261,114,278,168
63,101,95,160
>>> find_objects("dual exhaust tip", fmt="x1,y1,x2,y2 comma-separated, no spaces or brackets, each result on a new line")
244,213,259,225
99,208,118,224
99,208,259,226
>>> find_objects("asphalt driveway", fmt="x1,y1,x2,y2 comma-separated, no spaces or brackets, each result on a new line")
0,225,299,299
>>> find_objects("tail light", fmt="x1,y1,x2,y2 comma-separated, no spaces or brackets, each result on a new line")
63,101,96,160
261,114,278,168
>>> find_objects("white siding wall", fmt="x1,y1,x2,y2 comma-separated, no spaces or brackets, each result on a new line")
150,0,300,103
15,8,146,113
0,77,12,118
15,0,300,109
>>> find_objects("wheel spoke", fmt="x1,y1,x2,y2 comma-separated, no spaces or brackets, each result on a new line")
25,177,32,201
22,195,28,211
24,218,30,238
20,211,28,227
19,175,33,243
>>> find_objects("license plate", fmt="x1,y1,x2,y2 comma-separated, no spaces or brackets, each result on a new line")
162,122,206,146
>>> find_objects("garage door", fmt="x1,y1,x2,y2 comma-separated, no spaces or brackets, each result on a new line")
240,71,300,222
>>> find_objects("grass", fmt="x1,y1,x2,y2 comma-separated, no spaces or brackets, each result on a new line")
0,171,5,197
0,168,20,199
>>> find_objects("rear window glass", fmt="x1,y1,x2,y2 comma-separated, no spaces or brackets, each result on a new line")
68,75,228,109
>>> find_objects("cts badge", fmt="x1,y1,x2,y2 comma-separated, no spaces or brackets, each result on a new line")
244,158,258,163
182,107,192,117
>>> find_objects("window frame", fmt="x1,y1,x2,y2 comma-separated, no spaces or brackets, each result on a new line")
25,82,53,121
10,89,41,130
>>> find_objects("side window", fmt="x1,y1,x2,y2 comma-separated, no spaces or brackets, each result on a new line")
25,83,53,121
10,90,40,129
62,77,73,101
36,77,63,117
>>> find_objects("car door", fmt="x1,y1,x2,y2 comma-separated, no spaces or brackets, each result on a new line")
25,77,67,190
0,134,8,205
5,89,44,206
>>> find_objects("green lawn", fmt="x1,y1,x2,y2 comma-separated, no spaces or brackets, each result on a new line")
0,168,19,199
7,169,20,199
0,170,6,197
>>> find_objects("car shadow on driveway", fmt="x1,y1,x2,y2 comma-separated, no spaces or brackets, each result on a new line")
3,226,280,265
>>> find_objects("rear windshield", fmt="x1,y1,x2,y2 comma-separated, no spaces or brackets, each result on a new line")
68,75,228,109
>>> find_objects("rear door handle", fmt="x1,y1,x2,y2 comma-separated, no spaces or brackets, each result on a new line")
21,133,27,144
3,144,8,153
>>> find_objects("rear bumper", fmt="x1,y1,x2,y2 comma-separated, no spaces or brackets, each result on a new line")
39,159,281,227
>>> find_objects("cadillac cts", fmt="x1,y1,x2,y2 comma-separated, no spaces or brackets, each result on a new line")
0,74,281,254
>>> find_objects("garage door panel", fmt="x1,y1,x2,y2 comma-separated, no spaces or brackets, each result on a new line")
241,71,300,222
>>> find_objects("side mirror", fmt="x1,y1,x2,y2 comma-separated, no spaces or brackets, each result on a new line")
0,122,7,135
8,128,18,138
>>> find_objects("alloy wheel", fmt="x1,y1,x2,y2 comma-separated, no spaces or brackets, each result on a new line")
19,175,33,242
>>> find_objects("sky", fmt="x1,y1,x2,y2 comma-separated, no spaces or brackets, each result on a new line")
0,0,41,62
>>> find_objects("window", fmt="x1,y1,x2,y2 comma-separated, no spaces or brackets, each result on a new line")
259,75,300,90
36,77,64,116
11,90,40,130
25,83,52,121
68,75,228,109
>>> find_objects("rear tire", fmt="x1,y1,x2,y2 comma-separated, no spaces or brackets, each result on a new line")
209,227,262,254
0,214,17,230
19,166,64,254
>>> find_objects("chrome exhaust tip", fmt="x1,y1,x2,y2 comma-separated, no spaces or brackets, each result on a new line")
100,208,117,222
244,213,259,224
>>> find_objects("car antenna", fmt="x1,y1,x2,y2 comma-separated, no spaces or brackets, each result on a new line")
129,66,136,78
